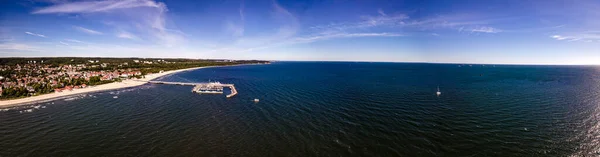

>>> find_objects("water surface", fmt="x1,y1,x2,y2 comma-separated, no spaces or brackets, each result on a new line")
2,62,600,156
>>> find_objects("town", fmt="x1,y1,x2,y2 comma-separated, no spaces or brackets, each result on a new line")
0,58,268,100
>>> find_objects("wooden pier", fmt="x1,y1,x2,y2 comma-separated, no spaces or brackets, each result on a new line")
146,81,238,98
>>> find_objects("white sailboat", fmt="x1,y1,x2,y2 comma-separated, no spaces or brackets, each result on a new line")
436,86,441,96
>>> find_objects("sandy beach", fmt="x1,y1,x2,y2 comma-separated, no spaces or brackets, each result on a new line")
0,66,211,108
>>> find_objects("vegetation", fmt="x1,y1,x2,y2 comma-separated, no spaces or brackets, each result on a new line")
0,57,269,100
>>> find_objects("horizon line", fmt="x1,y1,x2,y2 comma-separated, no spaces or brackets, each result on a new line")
0,56,598,66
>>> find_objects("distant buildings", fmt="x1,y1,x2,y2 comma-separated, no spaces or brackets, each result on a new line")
0,61,142,97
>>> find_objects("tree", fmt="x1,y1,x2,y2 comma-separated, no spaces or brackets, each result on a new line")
89,76,101,85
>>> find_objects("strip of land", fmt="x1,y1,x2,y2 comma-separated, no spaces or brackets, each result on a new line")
0,66,209,108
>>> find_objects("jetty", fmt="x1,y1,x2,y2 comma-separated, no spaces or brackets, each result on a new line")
146,81,238,98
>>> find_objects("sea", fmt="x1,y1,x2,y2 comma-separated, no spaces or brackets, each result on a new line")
1,62,600,156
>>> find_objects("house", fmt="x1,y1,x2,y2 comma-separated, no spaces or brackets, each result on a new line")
26,86,35,93
81,84,87,88
101,75,112,81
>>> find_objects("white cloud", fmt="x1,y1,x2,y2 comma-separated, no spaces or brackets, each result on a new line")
0,43,40,51
309,10,508,36
59,41,70,45
293,32,403,44
377,8,387,16
233,1,298,47
226,21,244,37
226,4,246,37
32,0,164,14
117,31,137,39
33,0,184,46
470,26,502,33
551,32,600,42
24,32,46,38
228,9,407,53
311,12,408,32
65,39,83,43
73,26,103,35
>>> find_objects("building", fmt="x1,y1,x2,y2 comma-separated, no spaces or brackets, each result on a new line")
26,86,35,93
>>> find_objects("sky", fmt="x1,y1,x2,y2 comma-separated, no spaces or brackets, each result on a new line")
0,0,599,65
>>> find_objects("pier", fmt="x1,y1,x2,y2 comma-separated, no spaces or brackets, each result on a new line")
146,81,238,98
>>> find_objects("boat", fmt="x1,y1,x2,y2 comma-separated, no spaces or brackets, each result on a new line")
113,96,118,99
253,99,260,102
436,87,441,96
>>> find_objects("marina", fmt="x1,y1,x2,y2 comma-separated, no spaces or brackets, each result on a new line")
146,81,238,98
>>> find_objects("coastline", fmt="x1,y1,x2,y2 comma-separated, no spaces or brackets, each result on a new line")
0,64,250,108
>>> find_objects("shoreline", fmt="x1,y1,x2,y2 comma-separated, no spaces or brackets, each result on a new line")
0,64,255,108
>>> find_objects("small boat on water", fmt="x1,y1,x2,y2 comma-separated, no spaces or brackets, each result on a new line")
113,96,118,99
436,87,441,96
253,99,260,102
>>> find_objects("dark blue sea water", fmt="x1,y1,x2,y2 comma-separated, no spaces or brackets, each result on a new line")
2,62,600,156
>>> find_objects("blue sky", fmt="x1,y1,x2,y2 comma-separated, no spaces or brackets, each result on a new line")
0,0,599,64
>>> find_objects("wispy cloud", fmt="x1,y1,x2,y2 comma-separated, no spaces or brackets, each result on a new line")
34,0,184,46
64,39,83,43
32,0,164,14
470,26,502,33
226,32,404,54
309,10,509,36
59,41,70,46
226,21,245,37
377,9,387,16
0,43,40,51
360,13,408,28
225,3,245,37
117,31,137,39
550,32,600,42
551,35,568,40
73,26,103,35
230,9,407,53
293,32,403,44
233,1,298,47
24,32,46,38
310,12,408,32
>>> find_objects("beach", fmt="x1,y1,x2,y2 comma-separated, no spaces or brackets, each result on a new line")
0,66,209,108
